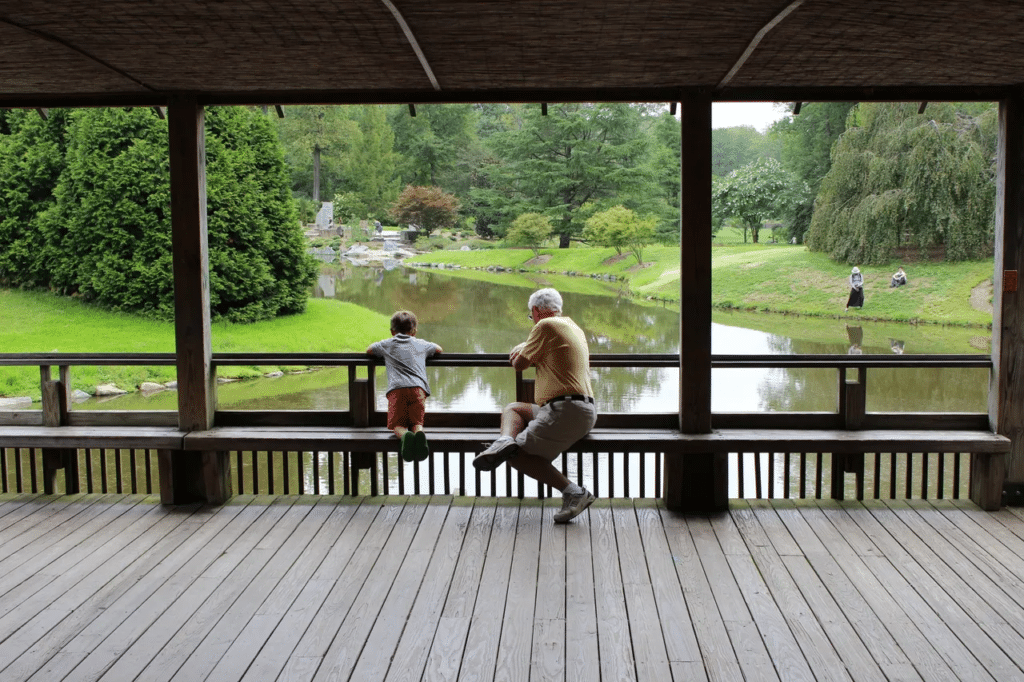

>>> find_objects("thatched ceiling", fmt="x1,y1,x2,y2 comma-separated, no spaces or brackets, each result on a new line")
0,0,1020,107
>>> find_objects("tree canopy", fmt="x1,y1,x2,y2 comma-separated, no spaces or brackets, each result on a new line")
806,102,997,264
712,158,803,244
472,103,655,247
0,106,317,322
390,184,460,237
506,213,554,256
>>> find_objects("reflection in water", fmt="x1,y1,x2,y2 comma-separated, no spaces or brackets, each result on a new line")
81,264,989,415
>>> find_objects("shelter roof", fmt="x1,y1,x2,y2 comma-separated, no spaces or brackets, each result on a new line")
0,0,1020,107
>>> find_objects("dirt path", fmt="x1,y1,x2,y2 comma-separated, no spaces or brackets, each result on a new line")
970,279,993,314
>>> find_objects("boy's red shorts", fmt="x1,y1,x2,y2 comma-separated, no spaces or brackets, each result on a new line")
386,387,427,430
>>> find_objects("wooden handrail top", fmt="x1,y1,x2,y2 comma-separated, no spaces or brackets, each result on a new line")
0,425,187,449
179,426,1010,454
0,352,994,370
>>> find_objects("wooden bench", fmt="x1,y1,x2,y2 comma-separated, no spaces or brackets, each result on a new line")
182,425,1011,510
1,425,1010,510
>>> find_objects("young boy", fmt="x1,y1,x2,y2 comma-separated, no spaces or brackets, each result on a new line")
366,311,442,462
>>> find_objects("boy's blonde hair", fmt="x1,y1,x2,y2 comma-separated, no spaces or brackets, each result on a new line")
391,310,417,335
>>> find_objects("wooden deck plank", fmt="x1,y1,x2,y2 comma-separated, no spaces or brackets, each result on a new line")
36,496,265,681
879,499,1024,630
634,499,705,681
589,499,637,682
0,495,148,617
564,497,600,682
93,497,304,681
799,504,958,682
688,514,779,681
383,498,477,682
348,498,456,682
212,497,363,682
281,498,401,679
0,494,110,589
611,499,672,682
773,504,922,681
828,500,1000,681
748,500,887,682
0,502,205,682
193,498,358,681
657,500,744,682
455,498,520,682
142,498,325,682
420,499,497,682
0,497,179,661
493,500,542,682
308,497,428,682
530,499,565,682
909,499,1024,616
723,502,843,682
4,496,1024,682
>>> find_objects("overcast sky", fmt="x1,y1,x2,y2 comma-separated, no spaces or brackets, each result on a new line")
712,102,790,132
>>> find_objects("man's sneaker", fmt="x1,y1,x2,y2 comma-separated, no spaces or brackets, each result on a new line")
554,488,595,523
473,436,518,471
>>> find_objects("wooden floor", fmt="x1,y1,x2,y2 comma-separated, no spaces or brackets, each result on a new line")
3,495,1024,682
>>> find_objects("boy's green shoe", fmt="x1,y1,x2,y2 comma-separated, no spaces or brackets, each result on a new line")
409,431,430,462
400,431,416,462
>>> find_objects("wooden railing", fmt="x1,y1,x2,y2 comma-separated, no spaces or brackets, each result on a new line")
0,352,1000,504
0,352,994,430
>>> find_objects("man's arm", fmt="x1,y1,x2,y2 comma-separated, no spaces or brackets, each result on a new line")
509,342,531,371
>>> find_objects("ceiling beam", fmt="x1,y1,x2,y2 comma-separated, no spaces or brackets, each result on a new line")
0,84,1012,111
0,17,156,93
717,0,806,90
379,0,441,91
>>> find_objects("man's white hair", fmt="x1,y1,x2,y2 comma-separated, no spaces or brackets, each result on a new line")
529,288,563,313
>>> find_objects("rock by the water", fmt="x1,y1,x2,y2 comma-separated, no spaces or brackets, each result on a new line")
140,382,165,393
95,383,127,396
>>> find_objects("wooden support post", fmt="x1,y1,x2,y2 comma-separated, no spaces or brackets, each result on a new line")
667,93,725,512
972,452,1007,510
40,365,77,494
166,95,226,504
992,94,1024,505
348,365,375,471
515,373,535,405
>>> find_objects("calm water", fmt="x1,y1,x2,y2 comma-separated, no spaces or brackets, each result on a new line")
61,262,993,497
301,263,990,415
81,262,992,414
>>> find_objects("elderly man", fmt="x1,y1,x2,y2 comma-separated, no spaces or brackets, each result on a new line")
474,288,598,523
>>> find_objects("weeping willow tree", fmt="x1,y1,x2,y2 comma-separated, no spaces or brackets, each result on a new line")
806,102,997,265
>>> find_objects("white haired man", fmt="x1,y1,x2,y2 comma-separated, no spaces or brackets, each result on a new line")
474,288,598,523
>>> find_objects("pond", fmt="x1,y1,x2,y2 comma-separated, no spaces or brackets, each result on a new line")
82,261,992,415
65,261,994,498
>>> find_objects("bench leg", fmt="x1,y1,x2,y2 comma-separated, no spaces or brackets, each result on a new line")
42,447,78,495
159,449,231,504
664,451,727,512
971,451,1006,511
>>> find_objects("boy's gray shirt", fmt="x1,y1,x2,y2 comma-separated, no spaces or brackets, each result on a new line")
367,334,440,395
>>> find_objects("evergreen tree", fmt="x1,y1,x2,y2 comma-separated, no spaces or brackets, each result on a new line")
0,109,71,287
22,106,315,322
274,105,358,203
474,103,653,247
342,105,402,222
771,102,855,243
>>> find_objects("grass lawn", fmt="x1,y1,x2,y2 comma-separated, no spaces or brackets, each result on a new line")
410,241,995,327
0,290,388,399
